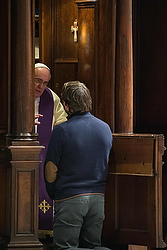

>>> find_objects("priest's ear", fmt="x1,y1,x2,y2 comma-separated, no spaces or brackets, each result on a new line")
62,101,69,112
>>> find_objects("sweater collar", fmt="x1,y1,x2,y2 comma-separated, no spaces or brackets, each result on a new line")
68,111,90,120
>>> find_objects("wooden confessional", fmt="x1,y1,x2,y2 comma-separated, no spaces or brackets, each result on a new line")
0,0,167,249
38,1,167,249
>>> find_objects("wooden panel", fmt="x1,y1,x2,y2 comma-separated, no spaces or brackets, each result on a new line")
17,171,34,233
40,0,52,66
54,0,78,59
53,62,78,96
51,0,78,95
102,134,166,248
110,136,155,176
77,1,97,115
103,175,158,247
0,148,11,236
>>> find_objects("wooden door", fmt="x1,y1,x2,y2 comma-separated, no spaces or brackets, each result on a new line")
39,0,78,97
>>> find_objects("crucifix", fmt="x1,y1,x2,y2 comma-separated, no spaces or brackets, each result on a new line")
71,19,78,42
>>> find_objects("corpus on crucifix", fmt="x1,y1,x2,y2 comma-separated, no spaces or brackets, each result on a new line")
71,19,78,42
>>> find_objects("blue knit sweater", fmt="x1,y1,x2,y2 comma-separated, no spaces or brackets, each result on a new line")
44,112,113,201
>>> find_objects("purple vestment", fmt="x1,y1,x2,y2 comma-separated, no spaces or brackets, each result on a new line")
38,88,54,232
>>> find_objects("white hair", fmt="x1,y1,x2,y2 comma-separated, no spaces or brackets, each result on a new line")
35,63,50,72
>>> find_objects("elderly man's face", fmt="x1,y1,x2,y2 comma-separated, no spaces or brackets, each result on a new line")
35,67,51,98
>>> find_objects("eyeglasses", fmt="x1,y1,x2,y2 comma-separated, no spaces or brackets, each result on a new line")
35,77,49,85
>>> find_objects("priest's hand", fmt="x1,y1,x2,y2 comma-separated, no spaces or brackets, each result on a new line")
35,114,43,125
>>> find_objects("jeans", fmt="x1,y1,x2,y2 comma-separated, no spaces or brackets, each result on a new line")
53,194,109,250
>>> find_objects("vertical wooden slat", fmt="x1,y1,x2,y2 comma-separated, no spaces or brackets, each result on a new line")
40,0,52,67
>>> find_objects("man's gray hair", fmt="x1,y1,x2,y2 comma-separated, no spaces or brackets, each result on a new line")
61,81,92,115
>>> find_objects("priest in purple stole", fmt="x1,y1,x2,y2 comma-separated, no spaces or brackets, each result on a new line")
35,63,67,236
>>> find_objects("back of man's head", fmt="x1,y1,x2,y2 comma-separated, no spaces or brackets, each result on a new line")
61,81,92,114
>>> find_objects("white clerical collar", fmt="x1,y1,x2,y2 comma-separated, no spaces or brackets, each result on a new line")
35,97,40,103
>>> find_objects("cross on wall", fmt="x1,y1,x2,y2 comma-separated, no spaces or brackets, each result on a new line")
71,19,78,42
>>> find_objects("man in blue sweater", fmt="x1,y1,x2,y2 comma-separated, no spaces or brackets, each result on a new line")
44,81,113,250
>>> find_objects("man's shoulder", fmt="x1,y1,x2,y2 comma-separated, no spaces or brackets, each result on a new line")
90,115,112,135
52,120,68,135
90,114,110,126
54,119,68,127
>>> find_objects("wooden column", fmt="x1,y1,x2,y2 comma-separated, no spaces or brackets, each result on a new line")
75,0,97,115
116,1,138,249
7,0,43,249
115,0,133,133
96,0,116,129
115,2,148,249
10,0,34,136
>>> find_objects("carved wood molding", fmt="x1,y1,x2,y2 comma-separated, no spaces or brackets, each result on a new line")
75,0,97,8
55,58,78,64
